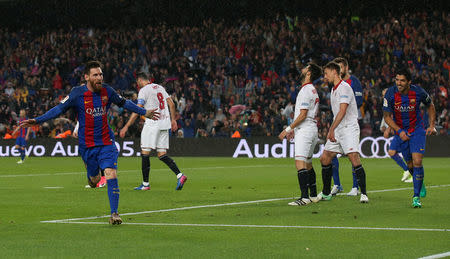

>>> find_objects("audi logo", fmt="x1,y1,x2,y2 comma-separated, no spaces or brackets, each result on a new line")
359,136,393,158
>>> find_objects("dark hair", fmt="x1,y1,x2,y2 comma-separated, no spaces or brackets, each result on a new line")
308,63,322,82
395,67,412,81
84,60,102,75
323,61,341,75
136,72,149,80
333,57,348,67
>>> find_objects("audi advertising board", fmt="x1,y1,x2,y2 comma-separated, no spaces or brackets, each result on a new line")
1,136,448,158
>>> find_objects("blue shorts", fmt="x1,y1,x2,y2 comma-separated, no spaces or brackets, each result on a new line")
389,129,426,161
79,145,118,178
15,137,26,147
408,129,426,155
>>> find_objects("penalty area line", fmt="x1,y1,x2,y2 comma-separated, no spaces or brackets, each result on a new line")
40,184,450,224
44,221,450,232
0,164,290,178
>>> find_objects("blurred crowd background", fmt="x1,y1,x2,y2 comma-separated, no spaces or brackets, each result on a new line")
0,0,448,140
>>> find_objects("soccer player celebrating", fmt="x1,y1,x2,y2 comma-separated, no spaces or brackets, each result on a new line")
12,109,31,164
19,61,159,224
383,68,436,208
330,57,364,196
319,61,369,203
279,63,322,206
120,72,187,191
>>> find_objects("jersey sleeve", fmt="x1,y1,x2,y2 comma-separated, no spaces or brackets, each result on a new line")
137,88,146,106
107,85,146,115
338,85,353,104
382,87,394,113
35,89,76,123
418,86,432,106
162,87,170,100
297,88,312,110
350,76,363,108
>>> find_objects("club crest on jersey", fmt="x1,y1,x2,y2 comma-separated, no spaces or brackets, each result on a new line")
410,99,416,104
102,96,108,102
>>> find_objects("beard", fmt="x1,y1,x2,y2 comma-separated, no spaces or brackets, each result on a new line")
341,72,347,79
298,72,306,83
91,80,103,92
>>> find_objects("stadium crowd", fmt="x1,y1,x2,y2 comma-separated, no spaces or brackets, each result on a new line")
1,11,449,140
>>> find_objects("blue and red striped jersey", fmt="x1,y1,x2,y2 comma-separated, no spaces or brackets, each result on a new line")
35,84,146,148
18,118,28,137
345,75,363,108
383,84,431,133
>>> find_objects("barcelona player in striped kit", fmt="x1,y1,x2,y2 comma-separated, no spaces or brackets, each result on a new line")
12,109,31,164
383,68,436,208
19,61,159,224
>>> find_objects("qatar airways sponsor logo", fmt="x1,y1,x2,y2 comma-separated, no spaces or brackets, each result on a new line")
86,106,106,117
394,105,415,112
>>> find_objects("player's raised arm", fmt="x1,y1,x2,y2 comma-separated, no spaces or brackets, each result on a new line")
20,91,75,128
107,86,159,120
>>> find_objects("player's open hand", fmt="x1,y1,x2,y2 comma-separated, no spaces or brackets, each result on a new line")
327,129,336,142
426,127,437,136
19,119,37,128
145,109,160,120
171,120,178,132
119,126,128,138
399,130,410,141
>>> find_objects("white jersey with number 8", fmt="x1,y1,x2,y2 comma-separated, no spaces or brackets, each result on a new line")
137,83,171,130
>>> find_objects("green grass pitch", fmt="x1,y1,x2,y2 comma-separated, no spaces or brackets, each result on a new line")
1,156,449,258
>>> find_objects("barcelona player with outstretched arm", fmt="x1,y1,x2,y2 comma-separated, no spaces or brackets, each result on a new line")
19,61,159,224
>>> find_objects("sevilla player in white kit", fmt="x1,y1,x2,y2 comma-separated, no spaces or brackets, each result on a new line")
319,62,368,203
279,63,322,206
120,72,187,190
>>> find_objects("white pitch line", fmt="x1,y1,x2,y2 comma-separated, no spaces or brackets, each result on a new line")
43,186,64,189
41,197,293,223
41,184,450,224
0,164,289,178
43,221,450,232
418,251,450,259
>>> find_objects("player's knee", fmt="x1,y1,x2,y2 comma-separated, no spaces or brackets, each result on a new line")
141,149,151,155
104,168,117,179
320,155,330,165
157,151,167,158
412,159,422,167
388,150,396,157
348,153,361,166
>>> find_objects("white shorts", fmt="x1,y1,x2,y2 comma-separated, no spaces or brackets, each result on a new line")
324,125,360,155
294,127,318,162
141,125,169,152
